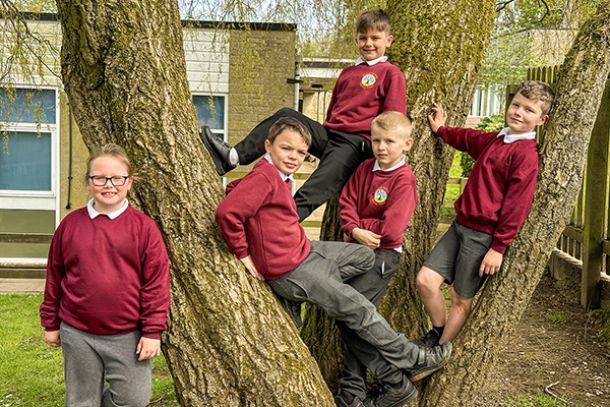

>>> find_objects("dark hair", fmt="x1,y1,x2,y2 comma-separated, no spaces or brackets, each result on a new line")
356,9,391,35
267,117,312,147
515,80,555,116
85,143,133,183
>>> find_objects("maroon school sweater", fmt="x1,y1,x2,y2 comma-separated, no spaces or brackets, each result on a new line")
215,159,310,280
339,158,417,249
40,207,170,339
437,126,539,254
324,61,406,140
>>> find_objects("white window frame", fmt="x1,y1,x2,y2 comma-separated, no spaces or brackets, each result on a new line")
0,86,59,212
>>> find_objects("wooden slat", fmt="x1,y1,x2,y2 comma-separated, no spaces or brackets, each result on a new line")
0,233,52,244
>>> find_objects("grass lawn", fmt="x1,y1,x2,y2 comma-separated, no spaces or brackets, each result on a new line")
0,294,177,406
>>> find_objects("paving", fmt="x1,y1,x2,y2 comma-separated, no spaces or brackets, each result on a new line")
0,278,45,294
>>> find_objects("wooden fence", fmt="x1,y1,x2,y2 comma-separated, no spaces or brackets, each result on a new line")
527,66,610,308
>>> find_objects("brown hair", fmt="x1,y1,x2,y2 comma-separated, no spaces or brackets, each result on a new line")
267,117,312,147
515,80,555,116
371,111,412,139
356,9,391,35
85,143,133,183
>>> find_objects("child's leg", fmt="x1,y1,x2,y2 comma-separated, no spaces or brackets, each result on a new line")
294,131,372,221
60,323,105,406
269,250,424,370
97,331,152,407
439,288,473,344
234,108,329,164
416,267,447,328
308,240,374,281
439,223,493,344
336,249,403,404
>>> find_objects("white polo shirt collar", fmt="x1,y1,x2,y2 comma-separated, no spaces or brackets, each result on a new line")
87,198,129,220
355,56,388,66
497,127,536,144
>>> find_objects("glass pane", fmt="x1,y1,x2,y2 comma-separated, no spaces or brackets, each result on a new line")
0,88,56,124
193,95,224,129
0,132,52,191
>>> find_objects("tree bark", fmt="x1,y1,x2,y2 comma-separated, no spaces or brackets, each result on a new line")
301,0,497,387
421,2,610,405
54,1,333,405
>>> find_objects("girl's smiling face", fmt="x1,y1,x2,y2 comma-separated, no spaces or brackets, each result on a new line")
87,155,132,214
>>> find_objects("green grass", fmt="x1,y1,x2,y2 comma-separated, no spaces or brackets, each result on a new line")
507,393,573,407
546,311,569,324
0,295,177,406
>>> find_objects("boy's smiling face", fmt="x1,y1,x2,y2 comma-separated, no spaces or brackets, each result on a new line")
506,91,548,134
356,29,393,61
87,155,132,214
264,129,309,175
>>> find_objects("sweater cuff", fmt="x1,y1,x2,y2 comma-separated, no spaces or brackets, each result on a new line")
344,224,358,238
234,248,249,260
141,331,162,340
490,239,508,254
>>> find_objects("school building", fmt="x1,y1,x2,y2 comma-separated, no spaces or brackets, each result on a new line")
0,13,297,278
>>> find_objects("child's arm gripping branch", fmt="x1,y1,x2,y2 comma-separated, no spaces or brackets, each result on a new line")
427,102,447,134
428,102,496,159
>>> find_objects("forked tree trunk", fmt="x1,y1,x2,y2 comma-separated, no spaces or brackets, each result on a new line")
301,0,497,387
55,1,333,405
420,3,610,405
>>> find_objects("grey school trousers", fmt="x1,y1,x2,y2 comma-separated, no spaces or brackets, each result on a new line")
267,241,421,370
337,249,404,402
60,323,152,407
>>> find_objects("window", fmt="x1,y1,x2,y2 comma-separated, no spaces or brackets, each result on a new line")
0,88,57,210
192,95,226,141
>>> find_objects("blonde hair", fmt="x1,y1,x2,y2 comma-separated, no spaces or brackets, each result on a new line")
85,143,133,183
371,111,412,139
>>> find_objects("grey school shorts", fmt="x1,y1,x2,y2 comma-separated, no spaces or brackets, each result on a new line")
423,221,493,299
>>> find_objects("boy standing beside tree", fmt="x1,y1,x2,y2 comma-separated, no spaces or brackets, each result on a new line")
415,80,555,348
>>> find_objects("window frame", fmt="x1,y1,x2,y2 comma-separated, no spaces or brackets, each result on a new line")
0,86,59,211
192,93,228,143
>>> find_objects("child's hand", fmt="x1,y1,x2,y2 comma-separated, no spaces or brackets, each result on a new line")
136,337,161,361
479,248,503,276
240,255,264,280
44,330,61,347
351,228,381,249
428,102,447,134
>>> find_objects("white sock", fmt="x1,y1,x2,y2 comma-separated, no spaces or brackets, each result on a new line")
229,148,239,166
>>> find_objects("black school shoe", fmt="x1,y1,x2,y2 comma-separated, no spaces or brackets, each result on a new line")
407,342,452,382
199,126,236,175
334,393,365,407
412,328,441,348
363,378,418,407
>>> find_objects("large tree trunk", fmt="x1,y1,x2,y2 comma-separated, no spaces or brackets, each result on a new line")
421,3,610,405
54,1,333,405
301,0,496,387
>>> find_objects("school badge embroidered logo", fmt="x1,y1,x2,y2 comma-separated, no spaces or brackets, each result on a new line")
373,187,388,204
360,73,377,88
